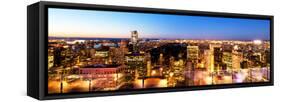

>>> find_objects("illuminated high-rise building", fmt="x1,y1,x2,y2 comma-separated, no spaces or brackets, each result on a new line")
120,40,128,65
187,46,199,62
130,30,139,53
94,51,109,58
48,48,54,69
213,47,222,64
127,30,146,78
147,60,151,76
185,61,195,86
109,47,123,65
130,30,139,52
232,51,243,70
92,47,110,65
172,59,185,83
146,53,152,77
222,51,232,71
159,53,164,65
203,50,214,72
125,52,146,78
212,45,222,71
131,30,138,45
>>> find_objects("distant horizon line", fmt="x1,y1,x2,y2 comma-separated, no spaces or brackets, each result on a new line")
48,36,270,41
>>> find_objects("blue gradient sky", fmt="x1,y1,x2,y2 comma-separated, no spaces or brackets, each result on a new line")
48,8,270,40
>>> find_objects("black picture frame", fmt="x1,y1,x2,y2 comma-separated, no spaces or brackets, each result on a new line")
27,1,274,100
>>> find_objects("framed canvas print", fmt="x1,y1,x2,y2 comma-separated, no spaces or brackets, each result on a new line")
27,1,274,100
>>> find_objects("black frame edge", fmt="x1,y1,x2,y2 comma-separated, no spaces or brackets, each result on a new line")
27,2,40,100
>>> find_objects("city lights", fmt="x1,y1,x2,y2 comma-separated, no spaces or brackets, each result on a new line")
47,9,270,94
254,40,262,45
48,33,270,93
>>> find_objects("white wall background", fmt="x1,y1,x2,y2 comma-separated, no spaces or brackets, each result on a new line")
0,0,279,101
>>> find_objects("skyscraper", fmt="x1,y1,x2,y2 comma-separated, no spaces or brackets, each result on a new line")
131,31,138,44
232,51,243,70
222,51,232,71
159,53,164,65
131,30,139,52
187,46,199,62
210,44,222,71
203,49,214,71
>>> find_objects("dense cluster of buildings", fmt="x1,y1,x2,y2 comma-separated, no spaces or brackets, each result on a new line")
48,31,270,93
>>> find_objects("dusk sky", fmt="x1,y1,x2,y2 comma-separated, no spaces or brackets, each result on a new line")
48,8,270,40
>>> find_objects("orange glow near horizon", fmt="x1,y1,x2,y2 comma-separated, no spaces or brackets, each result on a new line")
49,32,131,38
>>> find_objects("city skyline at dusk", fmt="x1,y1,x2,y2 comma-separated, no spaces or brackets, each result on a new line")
47,8,271,94
49,8,270,40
